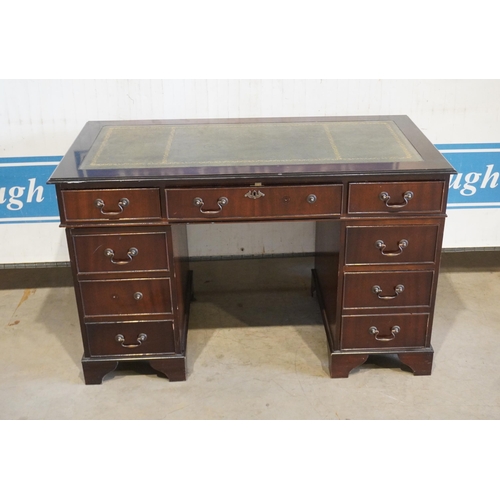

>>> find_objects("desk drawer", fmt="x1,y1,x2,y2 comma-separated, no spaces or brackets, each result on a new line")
72,230,170,274
348,181,445,214
345,224,439,265
61,188,162,223
80,278,173,318
341,313,429,349
343,271,434,309
87,320,175,356
166,185,342,221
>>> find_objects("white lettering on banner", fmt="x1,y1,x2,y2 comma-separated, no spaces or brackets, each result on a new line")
449,164,499,196
0,178,45,211
27,178,44,203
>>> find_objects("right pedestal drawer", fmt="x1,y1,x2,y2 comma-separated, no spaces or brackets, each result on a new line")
347,181,445,214
340,218,443,352
341,313,430,349
345,224,440,265
343,270,434,309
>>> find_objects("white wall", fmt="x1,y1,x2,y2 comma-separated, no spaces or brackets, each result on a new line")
1,79,500,263
3,80,500,155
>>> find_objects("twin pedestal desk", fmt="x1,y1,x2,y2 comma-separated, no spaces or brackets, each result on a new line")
48,116,455,384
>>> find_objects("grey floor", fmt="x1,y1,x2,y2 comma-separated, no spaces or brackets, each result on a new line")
0,252,499,420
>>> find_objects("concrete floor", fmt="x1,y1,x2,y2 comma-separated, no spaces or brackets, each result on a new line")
0,253,499,420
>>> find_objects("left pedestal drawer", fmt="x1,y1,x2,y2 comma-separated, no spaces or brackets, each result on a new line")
86,320,175,356
61,188,162,223
72,231,170,274
80,278,173,318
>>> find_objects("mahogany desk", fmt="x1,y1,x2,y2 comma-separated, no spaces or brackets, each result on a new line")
48,116,455,384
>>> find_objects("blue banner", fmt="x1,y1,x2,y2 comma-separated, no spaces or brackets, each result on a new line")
437,144,500,209
0,157,62,223
1,147,500,224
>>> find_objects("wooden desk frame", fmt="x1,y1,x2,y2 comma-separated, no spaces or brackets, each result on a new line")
49,116,455,384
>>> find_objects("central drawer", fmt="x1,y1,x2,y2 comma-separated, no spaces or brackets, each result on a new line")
165,185,342,221
80,277,173,318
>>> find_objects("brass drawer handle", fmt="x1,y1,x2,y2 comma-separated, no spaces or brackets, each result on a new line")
379,190,413,208
115,333,147,348
372,284,404,300
133,292,143,300
307,194,317,204
94,197,129,215
104,247,138,265
193,196,229,214
375,239,408,256
369,325,400,342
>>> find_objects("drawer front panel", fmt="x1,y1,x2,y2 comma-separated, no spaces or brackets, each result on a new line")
166,185,342,220
87,321,175,356
345,224,439,265
80,278,173,317
343,271,434,309
348,181,445,214
62,188,162,223
341,313,429,349
73,231,169,274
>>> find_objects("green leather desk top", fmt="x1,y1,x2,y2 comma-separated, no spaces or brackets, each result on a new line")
49,116,455,182
79,120,421,170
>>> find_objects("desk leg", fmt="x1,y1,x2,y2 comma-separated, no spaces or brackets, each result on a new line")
82,359,119,385
329,353,369,378
150,358,187,381
398,350,434,376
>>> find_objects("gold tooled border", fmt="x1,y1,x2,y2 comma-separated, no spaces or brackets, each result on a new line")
83,121,420,168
